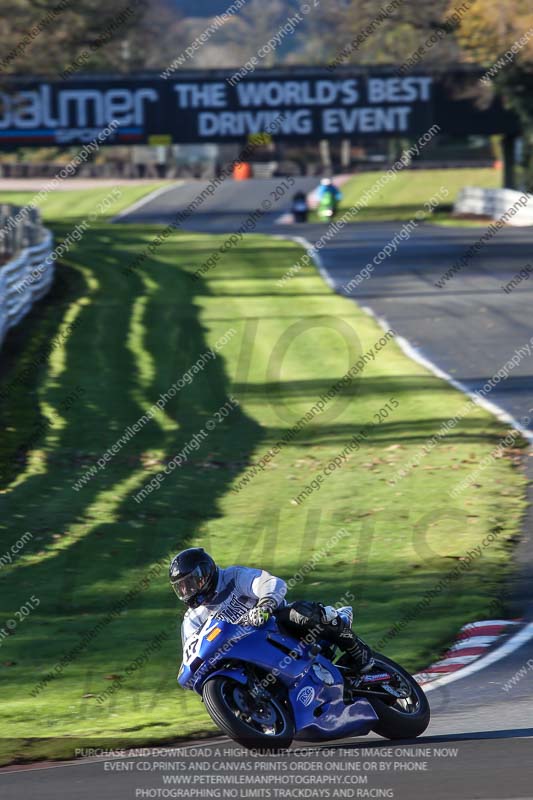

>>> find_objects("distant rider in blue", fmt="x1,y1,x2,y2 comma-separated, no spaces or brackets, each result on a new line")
316,177,342,208
170,548,374,675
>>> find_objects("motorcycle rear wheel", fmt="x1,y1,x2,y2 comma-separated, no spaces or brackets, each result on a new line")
203,676,294,750
367,653,430,739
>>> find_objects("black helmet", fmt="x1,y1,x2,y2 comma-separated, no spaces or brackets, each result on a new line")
169,548,218,608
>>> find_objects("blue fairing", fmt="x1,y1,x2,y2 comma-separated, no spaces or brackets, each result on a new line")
178,615,378,741
287,655,377,740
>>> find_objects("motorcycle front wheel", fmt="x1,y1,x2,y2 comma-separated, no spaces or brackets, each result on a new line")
203,677,294,750
367,653,430,739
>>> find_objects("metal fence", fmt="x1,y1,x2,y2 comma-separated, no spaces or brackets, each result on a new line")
0,204,54,349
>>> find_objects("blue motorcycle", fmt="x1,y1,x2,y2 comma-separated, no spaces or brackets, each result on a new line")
178,606,430,749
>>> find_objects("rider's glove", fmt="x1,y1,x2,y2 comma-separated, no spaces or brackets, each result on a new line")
245,598,277,627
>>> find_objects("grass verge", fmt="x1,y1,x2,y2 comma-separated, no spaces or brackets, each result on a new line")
336,167,500,223
0,183,168,223
0,195,526,765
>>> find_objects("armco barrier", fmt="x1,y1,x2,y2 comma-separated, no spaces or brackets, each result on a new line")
0,205,54,350
454,186,533,225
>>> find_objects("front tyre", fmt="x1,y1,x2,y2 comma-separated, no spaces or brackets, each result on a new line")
203,677,294,750
368,653,430,740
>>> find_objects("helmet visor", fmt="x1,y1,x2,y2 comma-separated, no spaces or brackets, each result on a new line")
171,565,209,602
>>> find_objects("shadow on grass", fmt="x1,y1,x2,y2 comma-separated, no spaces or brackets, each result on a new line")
0,262,87,487
0,222,263,621
0,221,522,767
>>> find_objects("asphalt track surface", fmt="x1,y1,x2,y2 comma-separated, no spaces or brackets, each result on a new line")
4,179,533,799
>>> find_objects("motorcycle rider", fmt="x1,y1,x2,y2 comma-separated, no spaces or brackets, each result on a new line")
170,547,374,675
316,177,342,214
291,190,309,223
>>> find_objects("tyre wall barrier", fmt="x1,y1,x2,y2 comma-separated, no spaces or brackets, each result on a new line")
454,186,533,225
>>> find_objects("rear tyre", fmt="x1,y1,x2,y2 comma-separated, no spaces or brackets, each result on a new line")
203,677,294,750
368,653,430,739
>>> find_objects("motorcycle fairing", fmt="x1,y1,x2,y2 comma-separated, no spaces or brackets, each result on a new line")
287,653,378,740
178,616,378,741
180,618,316,693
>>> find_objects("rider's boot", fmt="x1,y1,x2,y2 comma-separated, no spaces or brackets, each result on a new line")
321,606,375,675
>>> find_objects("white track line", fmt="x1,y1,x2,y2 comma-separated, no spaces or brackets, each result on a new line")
290,235,336,288
424,622,533,692
448,636,500,650
430,655,481,667
4,229,532,775
6,620,533,772
460,620,519,629
361,304,533,446
292,234,533,445
290,235,533,691
113,182,182,222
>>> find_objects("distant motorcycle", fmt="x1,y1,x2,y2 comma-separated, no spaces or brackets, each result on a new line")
316,179,341,222
178,606,430,749
291,191,309,223
317,191,338,222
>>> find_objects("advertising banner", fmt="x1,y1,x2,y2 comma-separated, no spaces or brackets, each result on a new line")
0,68,519,147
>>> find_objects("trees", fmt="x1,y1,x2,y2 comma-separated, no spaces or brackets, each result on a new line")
452,0,533,188
452,0,533,63
306,0,464,67
0,0,145,76
0,0,190,78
